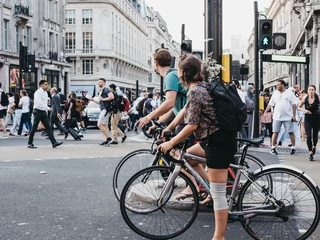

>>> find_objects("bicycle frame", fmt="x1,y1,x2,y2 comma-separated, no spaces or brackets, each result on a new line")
158,146,282,216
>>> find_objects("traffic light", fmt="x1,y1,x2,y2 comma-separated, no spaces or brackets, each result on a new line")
181,40,192,54
27,54,35,73
19,45,28,72
259,19,273,50
193,51,203,60
273,33,286,50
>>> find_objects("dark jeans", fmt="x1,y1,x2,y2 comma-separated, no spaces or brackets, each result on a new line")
305,115,319,151
18,112,32,135
50,114,67,134
260,122,272,142
28,109,56,145
130,113,139,131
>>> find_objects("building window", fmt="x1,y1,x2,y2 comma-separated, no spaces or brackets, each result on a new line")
26,27,31,51
70,60,76,74
65,32,76,53
82,9,92,24
82,60,93,74
16,26,19,52
49,32,53,51
82,32,92,53
65,9,75,24
3,20,9,50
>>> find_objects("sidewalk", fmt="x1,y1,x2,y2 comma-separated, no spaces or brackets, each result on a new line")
249,137,320,185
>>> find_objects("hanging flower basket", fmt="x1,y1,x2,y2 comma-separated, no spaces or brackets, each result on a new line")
202,56,224,82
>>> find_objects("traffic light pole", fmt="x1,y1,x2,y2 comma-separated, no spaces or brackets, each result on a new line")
253,1,260,138
260,50,264,92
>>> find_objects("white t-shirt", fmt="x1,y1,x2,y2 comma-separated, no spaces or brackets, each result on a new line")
237,89,246,104
19,96,30,113
269,89,296,121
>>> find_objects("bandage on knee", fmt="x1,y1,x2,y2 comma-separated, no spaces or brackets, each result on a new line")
210,182,228,211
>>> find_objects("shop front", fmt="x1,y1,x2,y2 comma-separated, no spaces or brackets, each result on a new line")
9,65,37,98
43,69,60,89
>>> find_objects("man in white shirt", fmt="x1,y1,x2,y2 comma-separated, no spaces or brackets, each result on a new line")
0,82,8,138
264,80,297,155
17,90,32,136
27,80,63,149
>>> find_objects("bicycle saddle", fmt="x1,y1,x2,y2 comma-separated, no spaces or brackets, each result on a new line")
236,138,264,145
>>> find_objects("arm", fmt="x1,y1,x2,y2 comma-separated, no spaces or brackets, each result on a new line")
18,98,22,108
158,124,197,154
137,90,177,128
166,108,186,131
100,92,114,102
297,99,308,113
54,96,63,114
158,109,175,124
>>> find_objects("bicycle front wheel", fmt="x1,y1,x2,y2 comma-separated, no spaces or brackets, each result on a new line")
113,149,168,201
237,166,320,240
120,166,199,240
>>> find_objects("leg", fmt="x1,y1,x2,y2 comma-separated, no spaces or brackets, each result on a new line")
97,110,110,139
111,113,123,142
18,113,28,135
54,116,67,133
28,111,41,145
312,116,319,150
208,168,228,240
40,111,56,144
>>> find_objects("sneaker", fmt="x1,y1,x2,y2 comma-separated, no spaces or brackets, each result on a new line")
309,154,314,161
288,144,292,147
107,139,114,146
109,141,118,145
99,138,111,146
270,148,278,155
81,127,87,132
312,148,316,156
290,148,296,155
122,134,127,143
278,141,282,147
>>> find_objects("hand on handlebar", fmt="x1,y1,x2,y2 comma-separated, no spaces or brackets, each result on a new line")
158,141,174,154
161,128,173,139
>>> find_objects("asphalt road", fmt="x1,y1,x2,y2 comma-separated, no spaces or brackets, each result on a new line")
0,151,281,240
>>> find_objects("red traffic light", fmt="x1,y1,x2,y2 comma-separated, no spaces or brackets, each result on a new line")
261,22,271,32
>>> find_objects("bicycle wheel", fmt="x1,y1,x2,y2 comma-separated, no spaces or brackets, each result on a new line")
113,149,168,201
237,166,320,240
120,166,199,240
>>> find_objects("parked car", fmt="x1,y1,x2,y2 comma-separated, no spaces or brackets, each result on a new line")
83,97,100,126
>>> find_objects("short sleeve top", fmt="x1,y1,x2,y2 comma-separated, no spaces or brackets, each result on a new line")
184,81,219,140
164,69,187,116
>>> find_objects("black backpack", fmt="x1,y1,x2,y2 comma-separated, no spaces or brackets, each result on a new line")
208,79,247,132
0,91,9,106
109,92,125,113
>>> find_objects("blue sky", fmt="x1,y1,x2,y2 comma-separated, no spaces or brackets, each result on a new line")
145,0,272,50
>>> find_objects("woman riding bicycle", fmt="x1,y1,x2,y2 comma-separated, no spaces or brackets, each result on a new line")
158,54,237,240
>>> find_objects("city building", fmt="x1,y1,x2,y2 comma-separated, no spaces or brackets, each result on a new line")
0,0,71,96
247,0,320,92
65,0,180,98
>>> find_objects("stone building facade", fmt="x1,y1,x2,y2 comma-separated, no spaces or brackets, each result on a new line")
0,0,70,96
247,0,320,92
65,0,180,98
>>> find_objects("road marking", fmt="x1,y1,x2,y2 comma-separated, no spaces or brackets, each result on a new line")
34,159,43,161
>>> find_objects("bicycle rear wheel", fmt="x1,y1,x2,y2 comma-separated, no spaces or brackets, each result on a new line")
113,149,168,201
120,166,199,240
237,167,320,240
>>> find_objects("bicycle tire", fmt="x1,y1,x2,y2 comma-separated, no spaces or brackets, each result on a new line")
120,165,199,240
113,149,169,201
237,166,320,240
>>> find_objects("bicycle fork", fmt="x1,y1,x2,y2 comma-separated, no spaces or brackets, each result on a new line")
158,164,182,204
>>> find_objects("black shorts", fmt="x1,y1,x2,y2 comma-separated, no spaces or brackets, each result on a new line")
200,129,237,169
0,109,6,119
72,112,82,122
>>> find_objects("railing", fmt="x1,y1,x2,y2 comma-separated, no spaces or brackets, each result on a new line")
14,4,29,16
49,51,58,61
